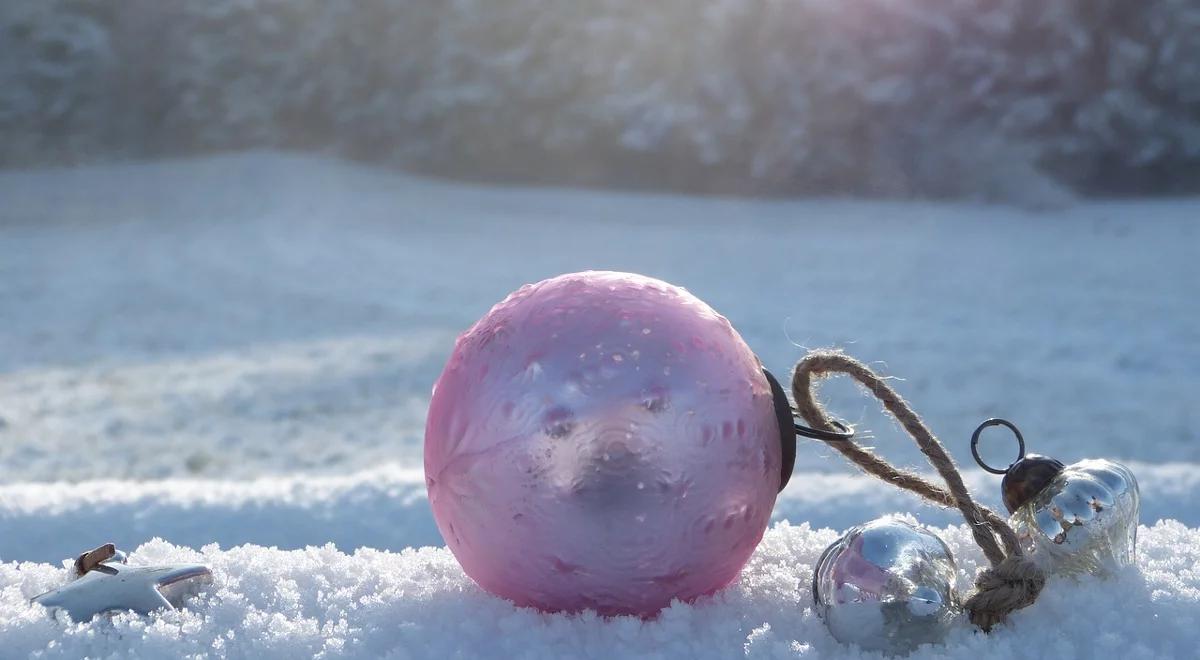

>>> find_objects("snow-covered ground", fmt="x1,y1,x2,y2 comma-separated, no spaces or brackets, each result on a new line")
1,152,1197,657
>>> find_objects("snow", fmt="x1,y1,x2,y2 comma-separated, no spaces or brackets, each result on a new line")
1,152,1198,657
2,523,1199,658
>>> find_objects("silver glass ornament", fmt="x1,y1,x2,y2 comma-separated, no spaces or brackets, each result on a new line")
813,517,961,655
972,419,1140,577
1011,459,1139,576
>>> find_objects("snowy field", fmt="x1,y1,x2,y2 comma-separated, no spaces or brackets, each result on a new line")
0,152,1198,657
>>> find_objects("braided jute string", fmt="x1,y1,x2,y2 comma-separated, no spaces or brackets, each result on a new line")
791,350,1045,631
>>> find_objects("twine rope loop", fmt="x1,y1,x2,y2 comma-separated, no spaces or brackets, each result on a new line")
790,350,1044,631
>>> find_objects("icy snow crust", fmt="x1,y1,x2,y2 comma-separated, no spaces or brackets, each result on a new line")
1,153,1198,657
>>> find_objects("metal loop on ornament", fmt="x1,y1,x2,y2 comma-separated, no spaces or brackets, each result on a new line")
970,418,1026,475
792,415,855,442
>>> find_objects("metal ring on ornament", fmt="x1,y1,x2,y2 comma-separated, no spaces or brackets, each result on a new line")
970,418,1027,475
762,368,855,492
793,417,856,443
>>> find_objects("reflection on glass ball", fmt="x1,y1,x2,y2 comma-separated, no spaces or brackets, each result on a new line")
813,517,961,655
425,271,782,615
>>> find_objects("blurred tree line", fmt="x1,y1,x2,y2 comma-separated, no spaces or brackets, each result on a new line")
2,0,1198,205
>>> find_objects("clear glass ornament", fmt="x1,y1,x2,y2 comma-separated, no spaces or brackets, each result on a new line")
813,517,961,655
1010,459,1140,577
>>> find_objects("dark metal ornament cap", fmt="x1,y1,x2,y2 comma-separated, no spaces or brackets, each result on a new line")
1001,454,1066,513
763,368,797,492
970,418,1066,513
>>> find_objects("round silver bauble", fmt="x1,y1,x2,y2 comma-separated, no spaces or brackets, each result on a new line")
813,517,961,655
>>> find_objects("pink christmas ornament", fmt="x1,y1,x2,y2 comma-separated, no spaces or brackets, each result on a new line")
425,271,784,616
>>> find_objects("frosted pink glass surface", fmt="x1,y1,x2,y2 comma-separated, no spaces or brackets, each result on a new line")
424,271,781,615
